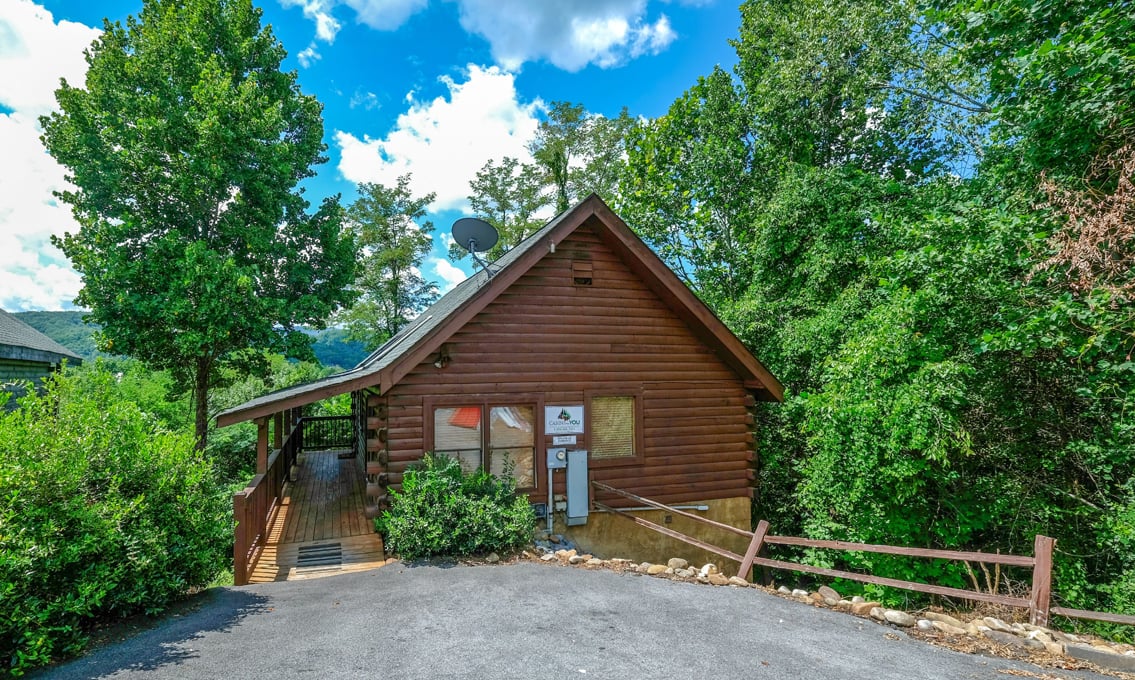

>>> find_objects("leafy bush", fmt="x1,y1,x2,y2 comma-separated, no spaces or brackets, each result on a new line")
378,453,535,560
0,368,229,676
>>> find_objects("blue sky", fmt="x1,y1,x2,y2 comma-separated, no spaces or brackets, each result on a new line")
0,0,742,311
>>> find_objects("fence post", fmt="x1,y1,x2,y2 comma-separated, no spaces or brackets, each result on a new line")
738,520,770,582
1030,534,1055,626
233,493,248,586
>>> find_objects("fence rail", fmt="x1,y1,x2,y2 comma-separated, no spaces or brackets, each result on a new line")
233,446,288,586
592,481,1135,629
301,415,353,452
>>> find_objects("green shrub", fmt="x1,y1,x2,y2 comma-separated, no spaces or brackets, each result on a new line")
378,453,535,560
0,368,229,676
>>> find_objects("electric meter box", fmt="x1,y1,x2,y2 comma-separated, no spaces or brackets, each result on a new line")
565,449,589,526
546,447,568,470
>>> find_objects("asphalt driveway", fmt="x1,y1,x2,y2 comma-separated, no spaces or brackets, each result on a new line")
39,561,1110,679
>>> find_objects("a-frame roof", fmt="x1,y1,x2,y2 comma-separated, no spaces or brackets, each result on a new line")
216,195,783,427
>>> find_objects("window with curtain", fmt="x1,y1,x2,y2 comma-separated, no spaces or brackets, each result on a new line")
430,402,536,488
433,405,483,474
590,396,635,459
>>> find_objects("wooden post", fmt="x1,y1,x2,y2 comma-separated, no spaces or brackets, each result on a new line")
256,417,268,474
738,519,770,582
273,412,283,449
1030,534,1055,626
283,408,292,437
233,492,248,586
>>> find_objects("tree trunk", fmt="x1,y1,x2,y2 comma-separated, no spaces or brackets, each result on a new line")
194,356,211,452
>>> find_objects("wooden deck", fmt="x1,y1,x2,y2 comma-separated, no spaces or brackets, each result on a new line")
247,450,391,583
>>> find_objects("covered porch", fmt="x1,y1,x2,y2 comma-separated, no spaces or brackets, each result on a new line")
232,412,389,585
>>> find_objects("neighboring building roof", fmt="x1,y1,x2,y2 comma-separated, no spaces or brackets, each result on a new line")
216,195,783,427
0,308,83,364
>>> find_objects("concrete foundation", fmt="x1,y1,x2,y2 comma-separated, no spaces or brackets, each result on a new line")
559,496,752,575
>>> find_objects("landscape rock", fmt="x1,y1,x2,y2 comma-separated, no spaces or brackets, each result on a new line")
568,555,586,565
728,576,749,587
884,610,916,627
835,600,853,611
870,607,887,622
486,553,500,563
818,585,842,601
1025,630,1052,644
676,568,695,578
930,621,968,636
636,563,651,574
851,601,881,616
921,611,964,629
647,564,669,575
916,619,935,631
586,558,602,566
708,573,730,586
665,568,675,574
1043,641,1065,656
808,592,825,602
982,617,1016,635
851,596,866,604
823,597,840,606
699,563,720,577
983,630,1027,649
540,553,557,562
778,586,792,595
667,558,689,570
791,589,810,599
555,549,577,560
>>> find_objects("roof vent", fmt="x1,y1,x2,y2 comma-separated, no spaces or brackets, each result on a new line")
572,260,593,286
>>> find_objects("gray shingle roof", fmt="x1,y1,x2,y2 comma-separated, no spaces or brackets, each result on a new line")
0,309,82,361
215,202,574,424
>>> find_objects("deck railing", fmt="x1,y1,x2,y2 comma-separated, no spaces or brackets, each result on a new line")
301,415,353,452
233,421,303,586
592,481,1135,629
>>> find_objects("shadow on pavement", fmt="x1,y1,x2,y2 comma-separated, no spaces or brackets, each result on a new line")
33,588,272,679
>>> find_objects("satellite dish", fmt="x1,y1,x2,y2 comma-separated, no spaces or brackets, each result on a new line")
452,217,499,253
452,217,499,278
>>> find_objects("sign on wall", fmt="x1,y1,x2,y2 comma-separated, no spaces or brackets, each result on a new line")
545,405,584,435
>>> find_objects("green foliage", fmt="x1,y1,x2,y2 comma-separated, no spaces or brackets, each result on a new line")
309,326,368,369
12,311,109,361
0,367,229,675
618,0,1135,632
41,0,357,447
378,453,535,560
338,176,438,350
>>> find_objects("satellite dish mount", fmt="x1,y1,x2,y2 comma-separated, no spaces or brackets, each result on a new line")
452,218,499,279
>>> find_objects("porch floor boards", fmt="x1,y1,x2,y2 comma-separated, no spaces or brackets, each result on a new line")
247,450,391,584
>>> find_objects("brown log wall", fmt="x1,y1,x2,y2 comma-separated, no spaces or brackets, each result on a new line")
367,223,756,506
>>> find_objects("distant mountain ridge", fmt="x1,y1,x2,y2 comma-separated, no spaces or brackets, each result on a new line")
13,311,368,369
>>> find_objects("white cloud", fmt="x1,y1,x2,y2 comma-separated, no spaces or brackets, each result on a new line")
0,1,98,311
453,0,676,71
281,0,342,42
283,0,677,70
349,90,380,110
430,257,467,293
297,42,321,67
335,64,540,211
0,0,99,115
343,0,428,31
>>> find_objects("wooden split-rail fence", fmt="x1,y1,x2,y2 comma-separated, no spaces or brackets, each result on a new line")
592,481,1135,629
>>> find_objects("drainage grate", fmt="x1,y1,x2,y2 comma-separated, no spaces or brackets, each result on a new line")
295,542,343,573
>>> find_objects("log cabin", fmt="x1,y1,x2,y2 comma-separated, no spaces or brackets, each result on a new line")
217,195,783,566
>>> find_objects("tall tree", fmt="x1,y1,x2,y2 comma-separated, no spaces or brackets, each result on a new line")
457,157,546,262
530,101,588,214
41,0,357,449
340,176,438,350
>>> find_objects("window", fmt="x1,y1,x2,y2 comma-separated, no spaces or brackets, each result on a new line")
590,390,644,465
429,401,537,488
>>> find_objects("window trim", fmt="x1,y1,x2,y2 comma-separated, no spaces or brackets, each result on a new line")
423,394,544,491
584,388,644,468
